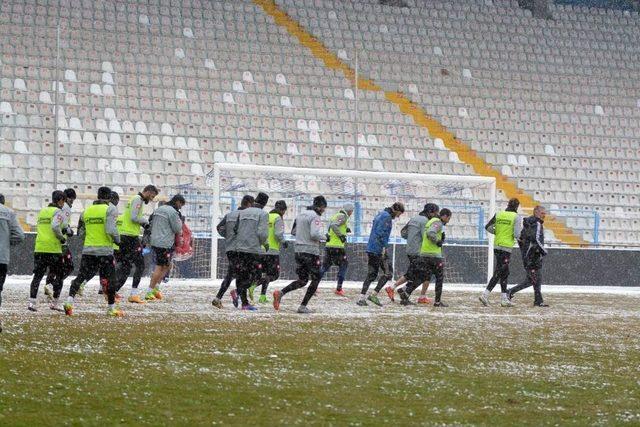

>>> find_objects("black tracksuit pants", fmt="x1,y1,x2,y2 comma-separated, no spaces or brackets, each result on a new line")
360,252,393,295
319,248,348,290
216,251,241,300
30,253,64,299
257,254,280,295
509,255,544,305
115,236,146,292
0,263,7,307
235,252,263,306
69,255,117,305
45,246,74,286
486,249,512,294
405,257,445,303
281,252,321,307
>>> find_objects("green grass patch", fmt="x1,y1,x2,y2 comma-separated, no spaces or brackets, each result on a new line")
1,289,639,425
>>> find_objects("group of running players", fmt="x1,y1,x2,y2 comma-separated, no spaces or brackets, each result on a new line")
214,191,549,313
0,186,549,328
0,185,189,321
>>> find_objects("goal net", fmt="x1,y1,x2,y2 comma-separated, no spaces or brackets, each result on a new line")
177,164,496,285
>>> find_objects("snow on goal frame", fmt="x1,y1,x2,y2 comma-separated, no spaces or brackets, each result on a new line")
180,164,496,284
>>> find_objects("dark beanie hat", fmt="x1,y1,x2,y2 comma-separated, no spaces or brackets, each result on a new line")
275,200,287,211
507,198,520,211
424,203,439,214
241,195,255,207
52,190,66,204
313,195,327,208
97,186,112,200
169,194,186,205
64,188,77,199
255,192,269,207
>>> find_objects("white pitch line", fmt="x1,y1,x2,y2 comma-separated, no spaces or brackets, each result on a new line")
0,309,556,319
3,277,640,295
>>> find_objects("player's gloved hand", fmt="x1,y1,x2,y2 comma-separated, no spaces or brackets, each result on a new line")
441,232,446,242
339,235,347,243
325,233,331,241
143,223,151,231
346,227,352,234
59,237,67,245
65,227,74,237
436,240,443,247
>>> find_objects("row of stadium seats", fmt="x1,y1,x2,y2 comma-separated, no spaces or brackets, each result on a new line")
271,0,640,244
1,0,639,245
2,106,638,173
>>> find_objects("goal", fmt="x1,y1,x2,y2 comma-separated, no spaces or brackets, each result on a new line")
197,163,497,285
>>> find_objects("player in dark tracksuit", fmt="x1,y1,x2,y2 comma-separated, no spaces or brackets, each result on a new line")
358,202,405,307
507,206,549,307
233,192,269,310
272,196,327,314
44,188,76,298
319,202,354,296
29,191,68,312
399,208,452,307
252,200,287,304
479,198,522,307
385,203,439,302
212,195,255,309
114,185,159,303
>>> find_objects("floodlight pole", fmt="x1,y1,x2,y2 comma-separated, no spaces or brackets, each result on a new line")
53,24,60,190
354,50,359,172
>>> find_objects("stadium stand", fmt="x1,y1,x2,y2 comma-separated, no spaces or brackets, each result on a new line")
0,0,639,246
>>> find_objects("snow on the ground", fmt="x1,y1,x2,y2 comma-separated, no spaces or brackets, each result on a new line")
4,276,640,295
1,276,638,319
1,277,638,426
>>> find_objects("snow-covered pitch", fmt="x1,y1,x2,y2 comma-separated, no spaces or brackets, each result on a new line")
2,276,639,425
2,276,639,317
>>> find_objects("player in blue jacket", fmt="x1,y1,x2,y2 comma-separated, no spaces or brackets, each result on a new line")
358,202,405,306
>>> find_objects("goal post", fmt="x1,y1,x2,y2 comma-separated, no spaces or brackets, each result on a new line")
209,163,496,284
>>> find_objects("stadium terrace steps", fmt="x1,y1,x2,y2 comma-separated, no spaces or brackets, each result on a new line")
255,0,587,247
1,0,637,244
254,0,382,93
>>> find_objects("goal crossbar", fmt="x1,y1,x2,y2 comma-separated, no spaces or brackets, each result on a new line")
213,163,496,185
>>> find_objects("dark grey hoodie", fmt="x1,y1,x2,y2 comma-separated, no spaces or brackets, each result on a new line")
235,205,269,254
